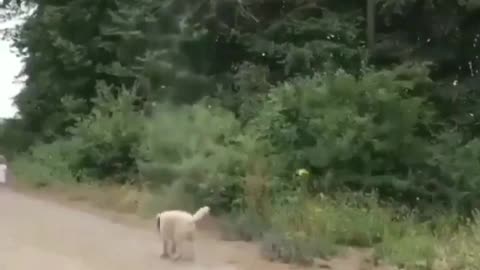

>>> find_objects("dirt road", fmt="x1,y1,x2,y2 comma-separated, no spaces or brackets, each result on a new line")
0,188,302,270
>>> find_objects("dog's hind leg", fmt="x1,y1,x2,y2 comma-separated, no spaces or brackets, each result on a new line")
171,239,184,261
170,240,177,257
160,240,169,258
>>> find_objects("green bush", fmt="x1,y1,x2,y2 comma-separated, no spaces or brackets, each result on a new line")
220,210,269,242
11,83,146,185
136,100,261,211
248,64,435,182
424,132,480,213
66,83,145,182
242,64,480,214
11,139,78,186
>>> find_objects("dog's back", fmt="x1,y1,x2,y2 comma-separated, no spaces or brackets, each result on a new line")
157,210,195,241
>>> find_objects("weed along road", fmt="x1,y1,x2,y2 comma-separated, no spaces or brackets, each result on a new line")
0,189,249,270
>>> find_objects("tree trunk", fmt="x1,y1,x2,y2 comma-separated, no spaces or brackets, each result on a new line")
366,0,376,56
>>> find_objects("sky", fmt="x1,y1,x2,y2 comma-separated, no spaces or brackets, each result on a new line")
0,17,25,118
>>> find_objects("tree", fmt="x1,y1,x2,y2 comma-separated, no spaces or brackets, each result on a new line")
11,0,367,139
366,0,376,56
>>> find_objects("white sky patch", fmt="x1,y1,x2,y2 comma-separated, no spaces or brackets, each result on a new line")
0,15,28,118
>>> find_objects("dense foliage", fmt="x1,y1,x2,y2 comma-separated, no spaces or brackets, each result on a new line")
4,0,480,216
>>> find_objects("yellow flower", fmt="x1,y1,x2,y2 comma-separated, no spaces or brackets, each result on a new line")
296,168,309,176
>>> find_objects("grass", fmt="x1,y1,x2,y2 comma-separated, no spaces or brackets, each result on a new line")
10,158,480,270
262,194,429,266
222,192,480,270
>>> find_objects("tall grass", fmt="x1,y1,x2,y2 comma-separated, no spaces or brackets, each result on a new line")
261,192,440,266
221,187,480,270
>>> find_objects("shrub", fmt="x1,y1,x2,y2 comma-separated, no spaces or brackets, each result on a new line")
220,210,269,242
248,64,435,186
11,139,78,186
423,132,480,213
137,100,263,211
66,83,145,182
244,64,480,214
12,83,146,186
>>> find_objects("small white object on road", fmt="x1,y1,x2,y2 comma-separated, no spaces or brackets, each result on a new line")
0,164,7,184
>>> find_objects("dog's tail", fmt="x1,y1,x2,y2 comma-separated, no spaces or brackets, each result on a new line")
156,213,161,232
192,206,210,222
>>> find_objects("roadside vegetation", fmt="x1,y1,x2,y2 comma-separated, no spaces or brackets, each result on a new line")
3,0,480,269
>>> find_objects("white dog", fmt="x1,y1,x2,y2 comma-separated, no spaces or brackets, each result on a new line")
156,206,210,261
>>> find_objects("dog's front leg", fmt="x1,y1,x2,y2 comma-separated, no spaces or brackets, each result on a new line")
186,234,195,261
